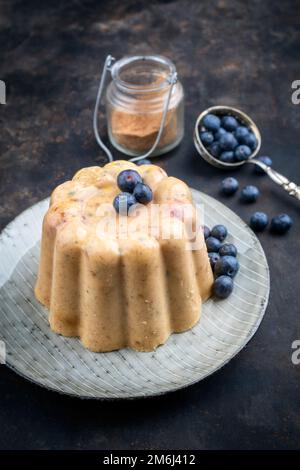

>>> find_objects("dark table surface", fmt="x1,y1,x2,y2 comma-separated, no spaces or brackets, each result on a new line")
0,0,300,450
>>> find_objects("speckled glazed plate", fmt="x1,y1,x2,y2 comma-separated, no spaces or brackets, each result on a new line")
0,190,269,399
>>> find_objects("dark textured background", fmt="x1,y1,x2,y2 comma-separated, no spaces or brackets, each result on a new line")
0,0,300,450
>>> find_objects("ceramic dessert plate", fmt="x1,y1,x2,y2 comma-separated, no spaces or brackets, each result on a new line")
0,190,269,399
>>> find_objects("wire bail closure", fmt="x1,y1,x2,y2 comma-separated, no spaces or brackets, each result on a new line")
93,54,178,163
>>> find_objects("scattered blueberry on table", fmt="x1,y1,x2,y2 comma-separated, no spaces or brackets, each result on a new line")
249,212,269,232
199,113,258,164
270,214,293,234
218,170,293,238
240,185,260,203
221,177,239,196
253,155,273,175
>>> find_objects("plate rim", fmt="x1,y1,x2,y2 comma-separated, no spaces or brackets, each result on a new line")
0,191,270,400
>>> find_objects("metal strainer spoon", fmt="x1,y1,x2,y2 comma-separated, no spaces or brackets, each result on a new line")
194,106,300,201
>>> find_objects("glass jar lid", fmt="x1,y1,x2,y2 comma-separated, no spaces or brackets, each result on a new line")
110,55,176,93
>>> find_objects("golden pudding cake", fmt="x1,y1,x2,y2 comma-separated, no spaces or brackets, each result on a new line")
35,161,213,352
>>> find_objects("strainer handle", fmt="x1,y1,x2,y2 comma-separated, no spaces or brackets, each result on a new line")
250,159,300,200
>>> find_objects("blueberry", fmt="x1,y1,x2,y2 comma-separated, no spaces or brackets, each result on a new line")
235,126,249,143
208,252,220,270
211,224,228,242
113,192,137,214
206,236,221,252
214,255,239,278
214,127,227,140
213,275,234,299
254,156,273,175
244,131,257,150
133,183,153,204
219,243,237,257
235,145,252,161
241,185,260,203
219,151,235,163
209,142,221,158
221,115,238,132
203,225,211,239
203,113,221,132
249,212,269,232
117,169,142,193
136,159,151,166
200,131,214,147
221,177,239,196
270,214,293,234
219,133,238,151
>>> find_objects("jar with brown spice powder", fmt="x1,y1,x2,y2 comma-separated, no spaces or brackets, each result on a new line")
98,55,184,159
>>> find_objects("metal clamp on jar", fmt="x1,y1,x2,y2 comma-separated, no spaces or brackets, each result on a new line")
93,54,184,163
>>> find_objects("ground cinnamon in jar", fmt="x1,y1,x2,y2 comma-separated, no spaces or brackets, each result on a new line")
110,102,179,154
106,55,184,157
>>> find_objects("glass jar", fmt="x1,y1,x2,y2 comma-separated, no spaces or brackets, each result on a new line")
105,55,184,157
